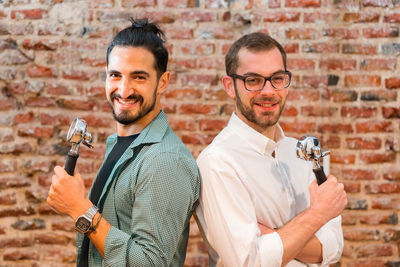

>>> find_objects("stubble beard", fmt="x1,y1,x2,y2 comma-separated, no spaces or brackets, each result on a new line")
234,85,285,130
108,86,158,125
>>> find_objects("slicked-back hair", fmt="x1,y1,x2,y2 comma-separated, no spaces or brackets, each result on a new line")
106,18,168,78
225,32,287,76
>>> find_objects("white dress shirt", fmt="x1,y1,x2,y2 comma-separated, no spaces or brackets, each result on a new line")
195,113,343,267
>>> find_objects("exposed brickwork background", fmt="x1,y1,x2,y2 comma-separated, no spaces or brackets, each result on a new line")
0,0,399,266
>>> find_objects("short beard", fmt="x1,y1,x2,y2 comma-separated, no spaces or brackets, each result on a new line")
234,83,285,129
108,86,157,125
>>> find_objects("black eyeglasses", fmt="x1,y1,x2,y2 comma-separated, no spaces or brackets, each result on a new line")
229,71,292,91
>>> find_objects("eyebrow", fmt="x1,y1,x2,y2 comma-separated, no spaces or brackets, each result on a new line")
107,70,150,77
243,70,286,77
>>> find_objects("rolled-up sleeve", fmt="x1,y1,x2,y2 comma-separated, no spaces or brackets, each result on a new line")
315,216,343,266
103,152,199,266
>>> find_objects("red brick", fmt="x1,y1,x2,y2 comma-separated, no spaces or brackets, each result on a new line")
121,0,156,7
320,59,356,71
0,206,35,217
179,104,218,115
385,77,400,89
181,43,215,55
345,75,381,87
42,247,76,263
0,98,16,111
169,120,197,131
318,123,353,134
57,98,98,110
199,119,227,131
40,113,71,126
88,0,114,8
165,88,202,99
279,121,314,133
356,244,392,258
324,28,359,39
62,69,97,81
288,90,321,101
365,183,400,194
46,84,72,95
301,106,337,117
27,64,55,78
0,142,32,155
359,212,398,225
303,13,333,23
87,86,105,97
302,43,339,53
0,192,16,205
384,13,400,23
82,56,106,67
170,58,197,71
372,196,400,209
181,12,216,22
18,126,54,138
343,12,380,23
282,43,299,53
382,107,400,119
346,260,386,267
330,153,356,164
302,75,327,88
181,74,218,86
384,168,400,181
361,59,397,71
346,137,381,150
0,10,6,18
287,59,315,70
81,115,114,127
360,152,396,164
198,57,225,70
383,229,400,242
285,0,321,7
342,213,357,225
341,107,377,118
342,44,377,55
282,106,298,117
343,181,361,193
11,9,48,20
33,233,71,245
342,169,377,180
167,28,194,40
263,12,300,22
3,250,39,261
285,28,319,39
22,39,58,50
356,121,392,133
363,0,394,7
181,133,216,145
363,26,399,38
51,220,75,232
360,90,397,102
344,229,379,241
25,96,56,107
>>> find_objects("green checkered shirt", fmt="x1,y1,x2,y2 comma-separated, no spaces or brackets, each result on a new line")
76,111,201,266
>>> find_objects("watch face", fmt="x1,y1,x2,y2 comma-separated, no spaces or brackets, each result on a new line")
76,217,91,232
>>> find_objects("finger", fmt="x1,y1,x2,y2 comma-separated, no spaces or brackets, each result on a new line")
338,183,344,190
54,165,68,178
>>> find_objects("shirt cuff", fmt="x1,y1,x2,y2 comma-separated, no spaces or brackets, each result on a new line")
315,217,342,265
259,232,283,267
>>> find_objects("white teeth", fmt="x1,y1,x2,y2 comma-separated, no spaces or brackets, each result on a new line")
258,103,274,107
118,98,137,105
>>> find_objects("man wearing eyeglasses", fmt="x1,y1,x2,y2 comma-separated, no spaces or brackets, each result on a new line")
195,32,347,266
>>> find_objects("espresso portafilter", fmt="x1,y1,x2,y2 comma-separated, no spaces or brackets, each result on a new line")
65,118,93,175
296,135,330,185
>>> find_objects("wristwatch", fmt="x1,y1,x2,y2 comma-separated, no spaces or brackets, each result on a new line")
75,205,99,235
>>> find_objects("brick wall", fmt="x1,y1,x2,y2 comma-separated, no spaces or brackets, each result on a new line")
0,0,399,266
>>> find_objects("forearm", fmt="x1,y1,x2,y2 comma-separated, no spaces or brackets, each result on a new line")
277,208,325,266
294,236,322,263
87,212,111,258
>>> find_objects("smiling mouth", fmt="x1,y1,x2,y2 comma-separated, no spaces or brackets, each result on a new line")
257,103,276,107
116,97,138,105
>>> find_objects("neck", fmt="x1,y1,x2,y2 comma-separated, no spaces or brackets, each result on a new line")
117,108,161,136
235,112,277,141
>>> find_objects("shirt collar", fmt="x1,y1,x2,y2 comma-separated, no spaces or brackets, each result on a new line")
106,110,169,148
228,112,285,156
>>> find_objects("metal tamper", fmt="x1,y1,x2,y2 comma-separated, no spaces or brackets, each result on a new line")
65,118,93,175
296,135,330,185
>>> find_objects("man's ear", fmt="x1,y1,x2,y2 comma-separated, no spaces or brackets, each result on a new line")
157,71,170,95
222,75,236,99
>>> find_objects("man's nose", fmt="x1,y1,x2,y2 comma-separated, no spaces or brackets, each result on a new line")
117,78,133,98
259,79,275,94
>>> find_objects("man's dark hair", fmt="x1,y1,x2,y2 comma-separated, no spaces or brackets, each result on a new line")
225,32,287,75
107,18,168,77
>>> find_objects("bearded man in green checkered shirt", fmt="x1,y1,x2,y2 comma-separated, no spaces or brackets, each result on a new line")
47,18,201,267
